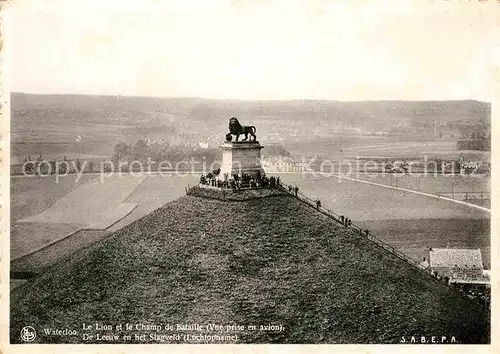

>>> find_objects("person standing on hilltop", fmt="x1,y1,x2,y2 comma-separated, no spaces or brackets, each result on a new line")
294,186,299,196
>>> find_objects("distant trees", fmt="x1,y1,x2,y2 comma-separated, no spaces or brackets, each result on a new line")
113,142,130,162
75,159,82,172
132,140,149,162
457,129,490,151
112,140,221,167
262,144,291,158
111,140,290,172
470,132,486,140
113,140,149,163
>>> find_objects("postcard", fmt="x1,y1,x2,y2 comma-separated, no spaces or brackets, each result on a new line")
1,1,497,353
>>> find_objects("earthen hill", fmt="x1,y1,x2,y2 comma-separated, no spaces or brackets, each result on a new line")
11,189,489,344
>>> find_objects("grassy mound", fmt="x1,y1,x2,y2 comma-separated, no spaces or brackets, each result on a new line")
10,195,489,344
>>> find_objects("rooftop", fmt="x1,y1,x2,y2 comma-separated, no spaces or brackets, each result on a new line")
429,248,483,269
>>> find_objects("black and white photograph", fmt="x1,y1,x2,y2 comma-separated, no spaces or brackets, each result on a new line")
1,0,496,349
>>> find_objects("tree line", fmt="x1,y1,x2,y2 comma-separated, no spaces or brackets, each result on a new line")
112,140,292,165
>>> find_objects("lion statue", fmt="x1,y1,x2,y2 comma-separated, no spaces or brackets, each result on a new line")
227,117,257,142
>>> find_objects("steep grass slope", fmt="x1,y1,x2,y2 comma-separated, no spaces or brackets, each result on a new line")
10,195,489,344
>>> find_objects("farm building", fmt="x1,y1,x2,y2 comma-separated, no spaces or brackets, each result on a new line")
429,248,484,281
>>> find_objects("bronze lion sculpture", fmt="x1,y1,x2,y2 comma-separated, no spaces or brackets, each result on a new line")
227,117,257,142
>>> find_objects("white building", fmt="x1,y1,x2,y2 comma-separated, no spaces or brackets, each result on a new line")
428,248,484,282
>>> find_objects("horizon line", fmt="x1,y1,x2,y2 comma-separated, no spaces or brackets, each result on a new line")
10,91,491,104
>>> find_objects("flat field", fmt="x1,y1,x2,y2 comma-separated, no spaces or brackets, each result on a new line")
11,174,96,221
12,174,147,259
278,173,490,267
11,172,490,271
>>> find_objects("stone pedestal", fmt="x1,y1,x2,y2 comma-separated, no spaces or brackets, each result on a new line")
220,141,264,179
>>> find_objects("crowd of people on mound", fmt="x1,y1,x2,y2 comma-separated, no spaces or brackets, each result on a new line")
199,169,282,190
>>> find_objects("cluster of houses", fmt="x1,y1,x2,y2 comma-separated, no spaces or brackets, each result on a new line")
261,156,307,173
419,247,490,307
421,248,488,284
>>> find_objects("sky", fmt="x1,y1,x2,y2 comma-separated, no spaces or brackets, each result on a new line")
5,0,500,101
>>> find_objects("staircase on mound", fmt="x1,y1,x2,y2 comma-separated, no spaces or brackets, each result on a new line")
187,182,487,310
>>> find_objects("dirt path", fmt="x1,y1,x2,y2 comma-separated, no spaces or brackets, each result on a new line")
332,173,491,213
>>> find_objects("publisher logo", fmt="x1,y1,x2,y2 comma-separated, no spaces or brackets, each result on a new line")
20,326,36,342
